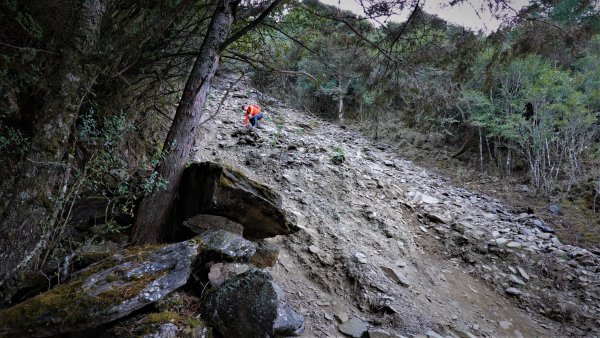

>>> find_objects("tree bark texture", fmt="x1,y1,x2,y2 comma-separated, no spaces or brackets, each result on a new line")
131,0,238,245
0,0,106,286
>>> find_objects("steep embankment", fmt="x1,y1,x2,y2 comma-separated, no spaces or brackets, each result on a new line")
195,73,600,337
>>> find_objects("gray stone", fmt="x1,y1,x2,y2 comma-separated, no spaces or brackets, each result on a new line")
451,328,478,338
548,204,562,215
338,317,368,338
178,162,298,239
395,260,407,268
201,269,303,338
198,229,256,261
369,328,404,338
381,266,410,287
509,275,527,285
517,267,530,281
506,241,522,249
498,320,513,330
0,240,201,337
208,262,251,287
354,251,367,264
335,312,349,323
537,232,551,240
183,214,244,236
506,287,523,296
496,238,509,245
421,195,440,204
143,323,180,338
426,330,445,338
274,303,304,336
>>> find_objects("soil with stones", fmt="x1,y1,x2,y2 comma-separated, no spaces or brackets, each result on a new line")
192,72,600,337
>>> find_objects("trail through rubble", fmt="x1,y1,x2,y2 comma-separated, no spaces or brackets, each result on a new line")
193,73,600,337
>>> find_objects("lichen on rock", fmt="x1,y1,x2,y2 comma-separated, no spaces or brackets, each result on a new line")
0,240,201,337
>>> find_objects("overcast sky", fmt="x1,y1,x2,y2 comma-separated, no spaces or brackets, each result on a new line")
320,0,530,32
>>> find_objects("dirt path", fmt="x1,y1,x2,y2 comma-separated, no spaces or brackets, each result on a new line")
193,74,600,337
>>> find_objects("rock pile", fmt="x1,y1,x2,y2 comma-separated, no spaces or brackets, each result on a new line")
0,161,303,337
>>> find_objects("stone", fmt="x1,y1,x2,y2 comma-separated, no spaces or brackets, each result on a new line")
273,303,305,336
496,238,509,246
208,262,251,287
338,317,368,338
178,162,298,239
509,275,527,285
335,312,349,323
309,245,320,254
517,267,530,281
548,204,562,215
537,232,551,240
201,269,303,337
426,212,451,224
250,241,280,268
534,222,556,234
143,323,180,338
395,260,407,268
354,252,368,264
421,195,440,204
451,328,478,338
506,241,522,249
426,330,445,338
183,214,244,236
369,328,403,338
498,320,513,329
198,229,256,261
0,240,201,337
506,287,523,296
381,266,410,287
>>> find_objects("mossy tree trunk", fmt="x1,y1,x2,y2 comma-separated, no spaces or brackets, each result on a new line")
0,0,107,286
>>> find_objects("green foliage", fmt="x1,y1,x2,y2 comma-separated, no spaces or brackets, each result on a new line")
0,126,30,156
332,146,345,164
462,55,599,193
76,112,168,226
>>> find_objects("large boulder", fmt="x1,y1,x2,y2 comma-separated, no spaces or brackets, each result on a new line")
177,162,298,239
201,269,303,337
0,240,201,337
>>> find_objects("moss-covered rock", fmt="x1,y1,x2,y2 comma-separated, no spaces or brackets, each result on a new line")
176,162,299,240
0,240,201,337
105,310,213,338
201,269,303,337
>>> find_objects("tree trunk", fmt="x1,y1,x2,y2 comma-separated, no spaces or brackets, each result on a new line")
0,0,106,286
131,0,238,245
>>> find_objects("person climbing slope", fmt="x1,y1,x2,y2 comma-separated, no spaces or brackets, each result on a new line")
242,104,264,129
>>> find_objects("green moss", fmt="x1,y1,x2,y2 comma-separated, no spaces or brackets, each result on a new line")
0,243,178,334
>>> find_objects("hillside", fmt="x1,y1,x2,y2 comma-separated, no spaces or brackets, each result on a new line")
194,72,600,337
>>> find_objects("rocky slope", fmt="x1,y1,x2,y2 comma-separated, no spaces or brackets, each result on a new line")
193,72,600,337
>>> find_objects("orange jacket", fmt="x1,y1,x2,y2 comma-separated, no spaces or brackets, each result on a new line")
243,104,262,125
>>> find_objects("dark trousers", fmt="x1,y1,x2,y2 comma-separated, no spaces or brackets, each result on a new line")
249,113,264,126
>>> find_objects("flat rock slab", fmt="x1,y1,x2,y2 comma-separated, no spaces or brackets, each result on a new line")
339,317,369,337
178,162,299,239
198,229,256,261
0,240,201,337
184,214,244,236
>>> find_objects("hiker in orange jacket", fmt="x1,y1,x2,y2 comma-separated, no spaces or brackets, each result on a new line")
242,104,264,129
